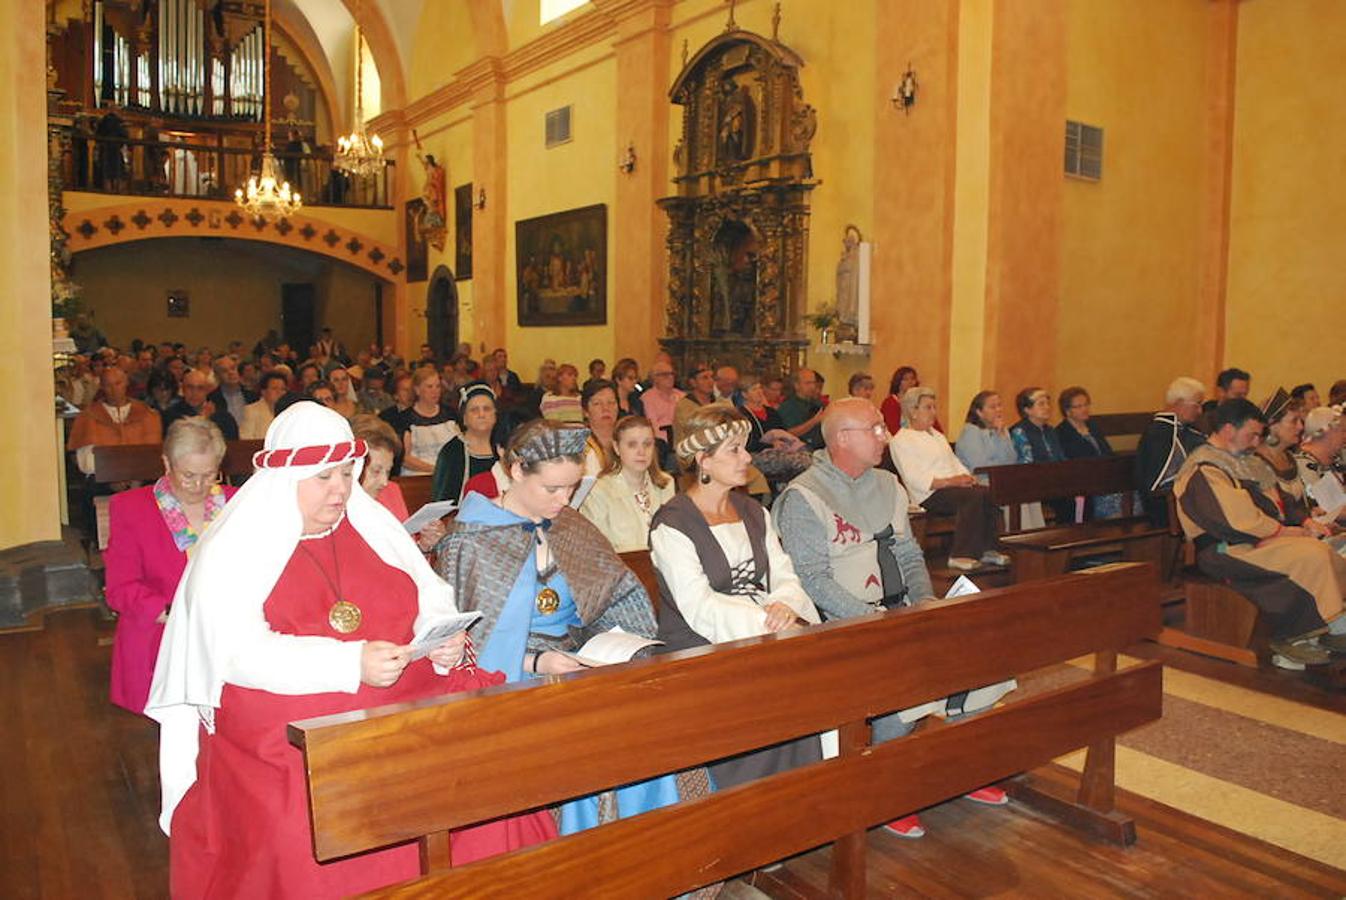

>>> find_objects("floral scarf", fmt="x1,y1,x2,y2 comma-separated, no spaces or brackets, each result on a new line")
153,476,228,553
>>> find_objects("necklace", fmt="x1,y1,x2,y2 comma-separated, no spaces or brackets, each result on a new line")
298,534,363,634
532,526,561,615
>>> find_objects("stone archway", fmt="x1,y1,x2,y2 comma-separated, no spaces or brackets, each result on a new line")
62,197,405,283
425,265,459,360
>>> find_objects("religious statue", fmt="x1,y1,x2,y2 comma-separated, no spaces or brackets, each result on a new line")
716,78,756,165
711,220,758,336
412,130,447,252
834,225,863,340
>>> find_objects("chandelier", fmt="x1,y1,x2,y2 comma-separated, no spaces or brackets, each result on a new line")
235,0,301,221
334,2,385,177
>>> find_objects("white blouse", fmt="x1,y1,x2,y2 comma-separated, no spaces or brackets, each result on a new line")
888,427,970,504
580,472,675,553
650,514,820,643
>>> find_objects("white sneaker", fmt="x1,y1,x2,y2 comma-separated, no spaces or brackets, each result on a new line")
948,557,980,571
980,550,1011,567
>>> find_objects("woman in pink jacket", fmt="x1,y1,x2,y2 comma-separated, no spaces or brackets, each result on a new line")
104,416,235,714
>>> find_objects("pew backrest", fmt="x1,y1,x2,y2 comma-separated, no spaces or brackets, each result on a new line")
289,563,1163,898
391,475,434,519
979,453,1137,508
92,440,263,484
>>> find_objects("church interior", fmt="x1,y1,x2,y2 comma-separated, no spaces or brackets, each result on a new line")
4,0,1346,895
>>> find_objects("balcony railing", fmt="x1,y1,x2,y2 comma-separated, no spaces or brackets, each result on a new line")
59,135,394,209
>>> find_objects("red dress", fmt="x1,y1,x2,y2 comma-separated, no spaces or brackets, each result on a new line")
169,518,554,898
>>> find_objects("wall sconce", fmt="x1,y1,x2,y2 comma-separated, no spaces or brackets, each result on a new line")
474,188,487,210
891,64,918,114
618,141,637,174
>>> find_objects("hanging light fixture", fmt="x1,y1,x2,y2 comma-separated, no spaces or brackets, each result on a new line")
334,0,385,178
235,0,301,221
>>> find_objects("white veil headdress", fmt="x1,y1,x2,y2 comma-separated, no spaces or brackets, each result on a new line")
145,401,456,833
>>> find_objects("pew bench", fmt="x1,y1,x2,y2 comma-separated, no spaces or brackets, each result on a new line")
979,454,1172,584
1152,493,1270,668
1000,519,1170,584
289,564,1163,898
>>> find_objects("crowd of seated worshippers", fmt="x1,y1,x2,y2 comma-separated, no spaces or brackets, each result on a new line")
64,328,1346,891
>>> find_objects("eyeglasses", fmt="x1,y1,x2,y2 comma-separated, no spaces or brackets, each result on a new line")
840,423,889,439
652,371,675,378
172,469,221,487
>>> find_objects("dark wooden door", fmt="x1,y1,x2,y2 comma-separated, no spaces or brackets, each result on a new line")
426,267,458,361
281,283,316,359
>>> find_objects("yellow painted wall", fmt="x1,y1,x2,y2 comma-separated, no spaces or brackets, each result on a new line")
503,44,618,377
948,0,993,416
408,0,478,101
73,238,381,352
1225,0,1346,398
1057,0,1210,413
0,0,62,548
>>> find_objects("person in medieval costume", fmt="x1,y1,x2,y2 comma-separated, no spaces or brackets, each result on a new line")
145,403,551,899
1174,398,1346,671
650,403,823,789
433,418,714,842
1135,376,1208,526
773,398,1014,839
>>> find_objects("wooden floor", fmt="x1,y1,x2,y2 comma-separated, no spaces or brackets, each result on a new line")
3,607,1344,899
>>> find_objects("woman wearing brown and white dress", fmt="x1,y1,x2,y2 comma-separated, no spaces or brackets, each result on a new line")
649,403,822,790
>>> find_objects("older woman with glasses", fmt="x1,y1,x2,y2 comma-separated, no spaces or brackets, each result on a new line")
105,417,235,715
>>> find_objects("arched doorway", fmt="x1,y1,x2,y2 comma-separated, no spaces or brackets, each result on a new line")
426,265,459,360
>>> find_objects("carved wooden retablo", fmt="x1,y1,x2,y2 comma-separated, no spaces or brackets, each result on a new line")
659,29,817,377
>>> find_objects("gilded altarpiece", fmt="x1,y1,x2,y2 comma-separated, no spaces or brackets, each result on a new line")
659,31,817,376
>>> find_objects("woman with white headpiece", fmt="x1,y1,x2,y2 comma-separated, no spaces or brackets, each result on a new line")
649,403,822,790
144,402,500,898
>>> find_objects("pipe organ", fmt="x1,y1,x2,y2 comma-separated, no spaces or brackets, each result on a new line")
89,0,268,122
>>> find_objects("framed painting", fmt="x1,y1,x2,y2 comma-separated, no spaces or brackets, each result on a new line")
454,183,473,280
515,203,607,327
405,198,429,283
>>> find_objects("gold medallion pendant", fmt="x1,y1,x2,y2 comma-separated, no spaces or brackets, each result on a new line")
535,587,561,615
328,600,363,634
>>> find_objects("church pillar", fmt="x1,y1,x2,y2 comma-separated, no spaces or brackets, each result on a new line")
1195,0,1239,384
870,0,961,422
0,0,63,549
980,0,1067,396
377,109,413,358
465,59,507,354
604,0,671,368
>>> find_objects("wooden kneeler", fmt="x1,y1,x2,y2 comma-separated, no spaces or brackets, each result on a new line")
289,565,1164,899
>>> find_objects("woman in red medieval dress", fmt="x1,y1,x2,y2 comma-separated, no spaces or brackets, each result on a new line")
146,402,554,898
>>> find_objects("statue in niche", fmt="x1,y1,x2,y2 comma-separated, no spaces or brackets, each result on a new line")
716,77,756,165
834,224,863,339
711,219,759,336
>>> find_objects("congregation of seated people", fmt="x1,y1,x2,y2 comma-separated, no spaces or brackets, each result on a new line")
64,329,1346,891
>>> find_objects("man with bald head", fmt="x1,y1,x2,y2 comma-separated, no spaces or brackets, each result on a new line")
69,366,163,469
774,398,933,617
162,368,239,439
773,397,1012,837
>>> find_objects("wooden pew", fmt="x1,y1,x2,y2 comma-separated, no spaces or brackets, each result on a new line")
1153,492,1268,668
618,549,660,615
92,439,263,484
1089,412,1155,451
390,475,434,521
289,564,1163,898
89,440,262,550
979,454,1170,583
